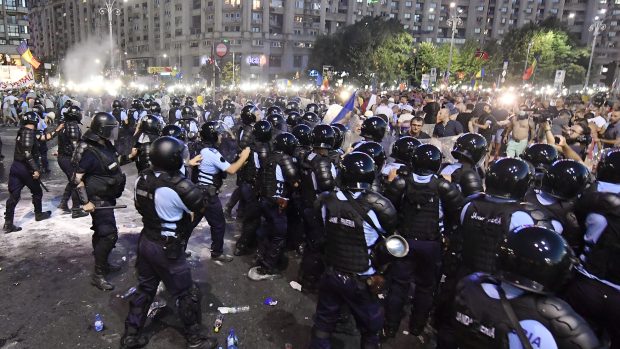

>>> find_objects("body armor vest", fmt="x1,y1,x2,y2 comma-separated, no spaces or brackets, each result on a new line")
58,122,82,157
323,193,372,273
461,197,521,273
135,141,152,173
261,152,284,199
237,124,254,149
82,141,126,199
14,127,39,171
300,152,335,206
135,169,192,241
400,176,441,240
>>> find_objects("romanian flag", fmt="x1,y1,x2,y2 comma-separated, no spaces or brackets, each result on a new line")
16,41,40,69
522,56,539,81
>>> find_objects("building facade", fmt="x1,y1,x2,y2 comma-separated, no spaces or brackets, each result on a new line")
0,0,30,65
28,0,620,84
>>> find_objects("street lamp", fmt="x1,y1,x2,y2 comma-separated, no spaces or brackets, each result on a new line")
445,2,463,83
98,0,127,71
584,13,606,89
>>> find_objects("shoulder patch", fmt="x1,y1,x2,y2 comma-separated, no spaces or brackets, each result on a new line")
220,157,225,163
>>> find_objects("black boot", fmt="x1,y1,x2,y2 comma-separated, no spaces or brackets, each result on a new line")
35,211,52,221
120,328,149,349
3,221,22,234
58,200,71,214
91,273,114,291
72,209,89,219
186,325,218,349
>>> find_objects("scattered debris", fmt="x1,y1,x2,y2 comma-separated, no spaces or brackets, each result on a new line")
217,306,250,314
213,314,223,333
264,297,278,306
119,286,137,299
289,281,302,292
147,301,167,318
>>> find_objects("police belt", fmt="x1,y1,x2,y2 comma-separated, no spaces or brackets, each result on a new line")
324,265,374,281
198,183,220,196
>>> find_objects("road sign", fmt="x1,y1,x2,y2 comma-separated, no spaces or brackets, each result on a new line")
421,74,430,90
554,70,566,89
215,43,228,58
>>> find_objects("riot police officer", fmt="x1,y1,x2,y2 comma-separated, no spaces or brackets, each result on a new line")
122,136,218,349
57,105,88,218
360,116,388,143
111,99,131,156
382,136,420,183
73,112,126,290
440,133,488,196
524,159,589,252
286,111,302,128
383,144,463,341
288,124,313,251
3,112,61,233
176,106,199,140
301,111,321,129
299,124,337,290
267,112,287,138
329,123,347,168
562,148,620,347
310,152,398,349
354,141,387,193
168,97,182,124
248,132,299,281
520,143,559,188
128,115,163,173
192,121,251,262
453,226,600,348
127,99,146,135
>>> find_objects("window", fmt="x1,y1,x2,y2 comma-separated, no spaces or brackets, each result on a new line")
252,26,261,32
429,14,435,20
293,55,302,68
271,41,282,47
295,16,303,23
252,12,262,20
252,39,263,46
405,1,412,6
293,29,302,35
253,0,262,10
474,28,481,33
404,13,411,19
269,55,281,67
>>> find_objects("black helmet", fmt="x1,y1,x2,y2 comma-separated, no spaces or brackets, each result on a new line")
391,136,421,164
181,106,194,119
332,123,347,150
486,158,532,200
21,111,39,126
131,99,143,110
63,99,73,108
33,98,43,106
149,136,186,172
140,115,163,135
540,160,590,200
498,226,576,294
311,124,335,149
306,103,320,114
521,143,559,171
286,101,299,112
273,132,299,156
411,144,442,175
149,102,161,115
200,121,219,143
262,97,274,108
185,96,194,106
112,99,122,109
253,120,273,143
241,105,260,125
161,124,186,141
32,104,45,118
301,112,320,128
90,112,119,140
355,141,387,171
360,116,387,142
275,96,287,108
292,124,312,146
451,133,488,164
171,97,181,107
596,148,620,184
204,100,217,112
591,92,607,107
267,113,286,131
266,106,283,117
143,98,153,109
339,152,376,190
65,105,82,122
286,111,302,127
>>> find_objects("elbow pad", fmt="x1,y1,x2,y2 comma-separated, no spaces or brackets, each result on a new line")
383,176,406,207
363,191,398,235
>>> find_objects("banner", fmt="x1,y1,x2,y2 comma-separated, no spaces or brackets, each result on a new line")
0,70,34,90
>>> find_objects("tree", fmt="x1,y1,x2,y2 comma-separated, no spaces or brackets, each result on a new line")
220,61,239,86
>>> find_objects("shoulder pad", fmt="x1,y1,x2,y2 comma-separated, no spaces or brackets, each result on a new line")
363,191,398,234
20,128,35,148
279,155,298,182
171,174,204,212
534,296,601,348
575,191,620,219
72,141,89,167
312,155,336,192
383,176,406,206
67,123,81,140
458,168,484,197
520,202,554,229
437,178,464,212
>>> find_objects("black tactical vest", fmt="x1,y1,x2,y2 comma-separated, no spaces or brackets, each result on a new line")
82,142,126,199
323,193,372,273
135,141,152,173
461,197,521,274
260,152,284,198
58,121,82,157
135,169,192,241
400,175,441,240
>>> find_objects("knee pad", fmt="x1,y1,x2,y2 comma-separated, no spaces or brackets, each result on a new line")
177,283,202,326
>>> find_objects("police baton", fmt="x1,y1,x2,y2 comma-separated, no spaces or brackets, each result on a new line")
72,205,128,212
36,179,49,192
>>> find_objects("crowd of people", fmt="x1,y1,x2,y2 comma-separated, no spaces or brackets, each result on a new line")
2,86,619,349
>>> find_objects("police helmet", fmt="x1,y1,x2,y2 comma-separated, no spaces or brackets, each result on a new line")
332,123,347,150
306,103,320,114
311,124,335,149
140,115,163,135
241,105,260,125
540,160,590,200
22,111,39,126
275,96,287,108
185,96,194,107
267,113,286,131
266,106,283,117
199,121,219,143
32,105,45,118
286,111,302,127
355,141,387,171
171,97,181,107
63,99,73,108
339,152,376,190
411,144,442,175
131,99,143,110
292,124,312,146
301,112,320,128
161,124,186,141
591,92,607,107
596,148,620,184
65,105,82,123
486,158,532,200
521,143,559,171
286,101,300,113
149,102,161,115
90,112,119,140
360,116,387,142
273,132,299,156
253,120,273,143
451,133,488,164
143,98,153,109
181,106,194,118
112,100,122,109
149,136,186,172
33,98,43,106
499,226,576,294
391,136,421,164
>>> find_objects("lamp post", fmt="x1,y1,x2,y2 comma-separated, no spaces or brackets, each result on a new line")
445,2,463,83
584,13,606,89
98,0,126,71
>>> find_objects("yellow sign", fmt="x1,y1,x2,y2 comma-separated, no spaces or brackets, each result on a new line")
147,66,174,74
